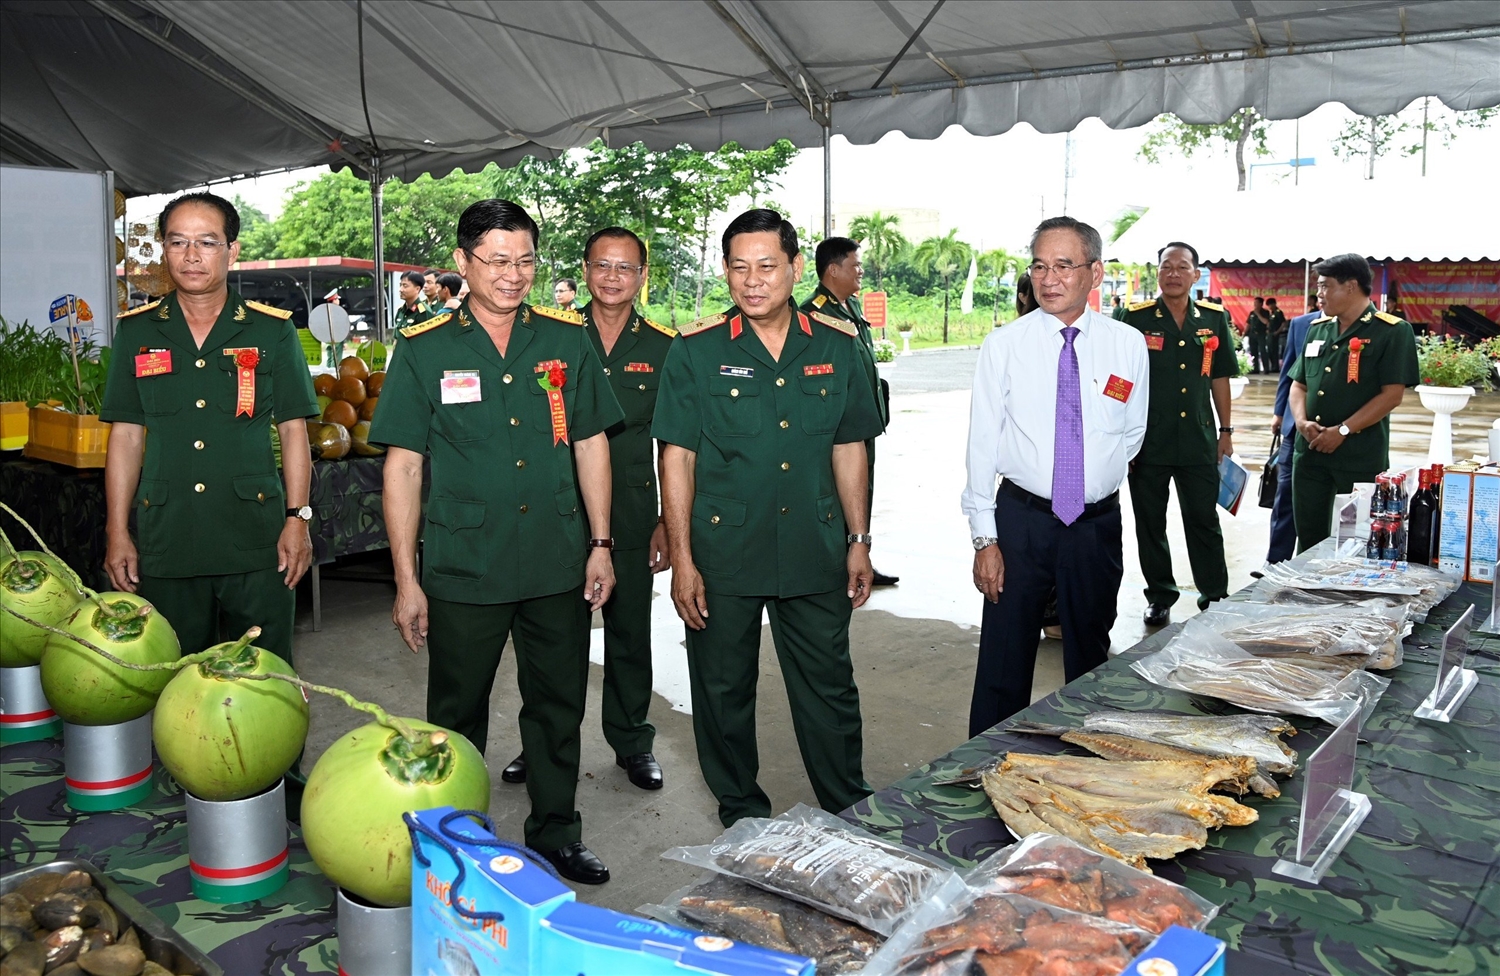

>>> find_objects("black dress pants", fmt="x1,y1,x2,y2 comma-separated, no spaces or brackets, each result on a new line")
969,483,1124,737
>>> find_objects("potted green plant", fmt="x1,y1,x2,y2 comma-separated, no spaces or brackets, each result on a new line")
873,338,897,372
1414,335,1493,465
1229,350,1251,400
22,328,112,468
0,319,71,451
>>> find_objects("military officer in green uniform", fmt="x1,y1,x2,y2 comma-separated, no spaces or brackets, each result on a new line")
392,270,432,332
800,237,898,586
500,227,676,792
1121,242,1237,628
370,200,623,885
654,209,884,827
102,192,319,665
1289,253,1419,552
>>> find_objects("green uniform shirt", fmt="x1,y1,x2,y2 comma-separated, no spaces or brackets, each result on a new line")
580,302,677,551
1121,298,1238,466
393,298,433,333
367,301,624,604
100,289,319,578
799,283,887,428
1247,310,1270,337
652,304,885,599
1288,303,1420,470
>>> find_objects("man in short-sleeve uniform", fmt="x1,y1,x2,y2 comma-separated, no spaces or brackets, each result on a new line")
393,270,432,333
1288,253,1419,552
1121,242,1237,628
370,200,624,884
655,209,884,827
101,192,318,665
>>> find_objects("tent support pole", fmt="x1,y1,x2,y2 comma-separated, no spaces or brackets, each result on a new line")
370,158,386,342
822,124,832,238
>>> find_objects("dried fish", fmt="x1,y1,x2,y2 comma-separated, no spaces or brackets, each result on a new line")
1194,602,1409,670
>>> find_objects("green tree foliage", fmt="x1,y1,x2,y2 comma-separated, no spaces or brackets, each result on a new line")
231,196,278,261
911,230,973,344
845,212,908,289
1109,208,1146,243
1330,100,1496,178
1138,107,1271,190
977,248,1024,326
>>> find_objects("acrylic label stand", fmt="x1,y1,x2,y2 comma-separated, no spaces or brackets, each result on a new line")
1272,706,1370,884
1477,562,1499,635
1416,604,1477,722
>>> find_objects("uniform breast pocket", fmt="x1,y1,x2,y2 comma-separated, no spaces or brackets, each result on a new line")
706,376,760,437
526,380,574,436
618,372,660,424
691,492,746,575
799,375,844,434
216,355,274,417
137,376,182,416
435,399,493,442
424,496,487,580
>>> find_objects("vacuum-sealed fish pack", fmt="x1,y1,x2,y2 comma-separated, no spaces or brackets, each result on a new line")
1183,601,1410,669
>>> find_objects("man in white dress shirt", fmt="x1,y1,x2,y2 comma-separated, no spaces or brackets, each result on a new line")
962,217,1150,734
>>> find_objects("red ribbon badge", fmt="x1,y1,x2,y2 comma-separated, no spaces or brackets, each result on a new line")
1201,335,1219,377
230,347,259,417
1347,337,1365,383
537,366,569,446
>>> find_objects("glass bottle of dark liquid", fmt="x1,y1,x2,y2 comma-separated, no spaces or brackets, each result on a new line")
1429,464,1444,566
1408,468,1438,566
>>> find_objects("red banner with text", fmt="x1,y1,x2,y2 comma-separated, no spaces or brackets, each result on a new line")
1388,262,1500,328
1208,267,1314,332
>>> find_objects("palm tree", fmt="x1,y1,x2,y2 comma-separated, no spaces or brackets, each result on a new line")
847,212,907,290
978,248,1025,327
912,230,973,343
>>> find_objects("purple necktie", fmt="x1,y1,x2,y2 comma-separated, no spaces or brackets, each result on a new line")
1052,326,1085,525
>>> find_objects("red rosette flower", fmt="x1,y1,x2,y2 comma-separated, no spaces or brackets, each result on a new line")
235,347,260,369
548,366,566,390
1348,338,1365,352
1204,336,1219,351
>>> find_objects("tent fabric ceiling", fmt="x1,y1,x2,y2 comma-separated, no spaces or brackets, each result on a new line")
2,0,1498,194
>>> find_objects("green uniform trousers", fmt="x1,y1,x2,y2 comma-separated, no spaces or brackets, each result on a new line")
139,567,296,665
1292,453,1381,554
1128,463,1228,610
600,546,656,758
685,587,871,827
426,590,588,851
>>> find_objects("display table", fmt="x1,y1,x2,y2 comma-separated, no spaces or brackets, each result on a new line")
2,583,1494,974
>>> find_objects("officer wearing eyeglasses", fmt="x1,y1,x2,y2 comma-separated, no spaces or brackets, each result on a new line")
499,227,676,795
100,192,319,669
369,199,624,886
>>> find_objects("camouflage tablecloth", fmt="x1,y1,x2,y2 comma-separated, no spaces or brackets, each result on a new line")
307,455,389,566
845,583,1500,976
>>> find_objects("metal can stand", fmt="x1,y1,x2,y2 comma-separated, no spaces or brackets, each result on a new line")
63,711,154,811
337,887,412,975
184,778,291,903
1,664,63,743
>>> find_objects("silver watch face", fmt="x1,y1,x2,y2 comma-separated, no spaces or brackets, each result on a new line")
972,537,997,551
296,505,313,521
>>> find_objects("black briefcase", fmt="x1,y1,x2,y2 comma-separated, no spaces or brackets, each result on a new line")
1259,430,1281,509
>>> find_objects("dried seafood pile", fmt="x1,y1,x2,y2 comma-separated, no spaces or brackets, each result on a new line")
1255,556,1459,621
980,754,1259,870
1203,603,1409,670
1012,710,1298,798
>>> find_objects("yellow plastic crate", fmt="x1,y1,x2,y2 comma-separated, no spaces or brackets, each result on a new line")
23,406,110,468
0,401,27,451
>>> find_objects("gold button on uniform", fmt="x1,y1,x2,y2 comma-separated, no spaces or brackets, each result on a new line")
519,504,528,513
780,462,790,471
1180,388,1187,394
195,359,205,368
819,388,827,397
780,507,789,515
604,367,611,375
1179,363,1186,370
256,492,264,502
1180,411,1187,418
779,420,789,429
1325,367,1331,373
194,483,205,493
775,377,785,387
710,515,721,524
196,399,206,408
510,417,520,426
193,440,204,449
503,374,513,384
516,459,526,468
1178,340,1186,347
142,500,150,508
638,384,646,391
1317,390,1325,396
730,388,739,397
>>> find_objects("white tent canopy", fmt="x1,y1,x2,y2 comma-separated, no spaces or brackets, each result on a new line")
1110,183,1500,265
4,0,1499,194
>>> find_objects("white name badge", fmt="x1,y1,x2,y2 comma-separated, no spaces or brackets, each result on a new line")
1305,339,1325,357
440,370,482,404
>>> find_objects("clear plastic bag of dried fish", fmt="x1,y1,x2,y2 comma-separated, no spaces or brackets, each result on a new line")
966,834,1218,935
1132,638,1390,725
640,873,884,975
862,881,1153,976
1255,553,1461,622
1185,602,1410,670
661,804,966,936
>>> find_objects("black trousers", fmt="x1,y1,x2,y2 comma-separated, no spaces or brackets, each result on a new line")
969,483,1123,736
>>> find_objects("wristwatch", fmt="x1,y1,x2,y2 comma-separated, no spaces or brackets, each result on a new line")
1337,424,1352,437
846,533,873,547
1218,427,1235,434
972,536,998,551
587,537,615,551
286,505,312,522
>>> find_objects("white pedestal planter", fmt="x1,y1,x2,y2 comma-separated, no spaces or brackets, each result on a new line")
899,332,913,356
876,359,896,374
1415,384,1474,466
1228,377,1249,400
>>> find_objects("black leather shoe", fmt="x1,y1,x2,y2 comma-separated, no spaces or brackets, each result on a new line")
1143,604,1171,628
872,568,901,586
616,752,664,790
501,754,527,784
543,842,610,885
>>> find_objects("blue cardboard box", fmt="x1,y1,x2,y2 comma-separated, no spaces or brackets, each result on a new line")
537,901,815,976
1121,924,1226,976
409,806,574,976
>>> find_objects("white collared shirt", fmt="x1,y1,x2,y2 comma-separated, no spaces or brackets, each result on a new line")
963,306,1150,537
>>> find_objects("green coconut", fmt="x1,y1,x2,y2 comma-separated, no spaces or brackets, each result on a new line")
154,633,310,801
302,718,489,906
40,593,181,725
1,551,84,667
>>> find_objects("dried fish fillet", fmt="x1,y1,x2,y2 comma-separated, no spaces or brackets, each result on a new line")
1132,644,1391,724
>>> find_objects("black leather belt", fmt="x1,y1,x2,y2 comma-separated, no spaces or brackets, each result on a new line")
999,480,1119,522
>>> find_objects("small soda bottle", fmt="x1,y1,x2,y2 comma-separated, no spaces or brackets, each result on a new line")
1367,516,1388,559
1371,474,1388,515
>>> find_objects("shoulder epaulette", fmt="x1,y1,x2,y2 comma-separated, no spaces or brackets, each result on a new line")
1373,310,1403,325
809,309,858,337
811,293,828,309
1195,299,1226,312
399,311,452,339
531,305,585,325
644,317,677,338
1311,315,1335,326
1127,299,1156,312
244,300,293,320
118,299,161,319
679,313,727,337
